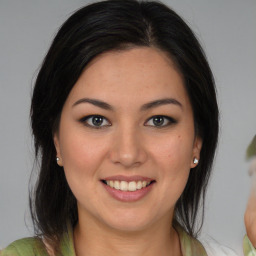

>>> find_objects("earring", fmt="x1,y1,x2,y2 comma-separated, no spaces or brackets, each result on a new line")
193,157,199,164
56,157,62,166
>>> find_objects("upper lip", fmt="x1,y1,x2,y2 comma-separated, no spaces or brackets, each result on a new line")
102,175,154,182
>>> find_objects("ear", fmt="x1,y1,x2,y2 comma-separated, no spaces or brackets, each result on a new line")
191,136,203,168
53,133,63,166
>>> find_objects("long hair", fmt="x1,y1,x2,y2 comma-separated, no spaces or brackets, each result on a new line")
30,0,219,250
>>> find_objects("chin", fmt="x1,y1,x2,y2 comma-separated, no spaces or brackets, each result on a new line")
107,220,151,233
101,209,158,233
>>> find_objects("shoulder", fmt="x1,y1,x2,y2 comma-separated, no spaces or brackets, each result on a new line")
0,237,49,256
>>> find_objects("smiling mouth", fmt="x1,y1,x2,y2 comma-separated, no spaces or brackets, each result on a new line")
101,180,155,192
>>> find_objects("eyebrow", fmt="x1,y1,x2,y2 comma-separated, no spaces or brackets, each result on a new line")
72,97,183,111
72,98,113,110
140,98,183,111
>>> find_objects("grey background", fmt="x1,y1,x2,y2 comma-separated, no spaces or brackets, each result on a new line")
0,0,255,254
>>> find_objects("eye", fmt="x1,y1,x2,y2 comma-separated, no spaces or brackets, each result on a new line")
145,115,176,127
80,115,111,128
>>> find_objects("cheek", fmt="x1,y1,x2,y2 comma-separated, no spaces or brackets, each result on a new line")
59,130,110,205
59,128,108,183
151,134,193,172
149,134,193,202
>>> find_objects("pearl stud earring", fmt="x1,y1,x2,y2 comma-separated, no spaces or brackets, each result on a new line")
193,157,199,164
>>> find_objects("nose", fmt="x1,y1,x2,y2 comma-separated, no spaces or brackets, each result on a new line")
109,125,147,168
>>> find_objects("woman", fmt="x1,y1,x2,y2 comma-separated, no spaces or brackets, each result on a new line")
1,0,255,255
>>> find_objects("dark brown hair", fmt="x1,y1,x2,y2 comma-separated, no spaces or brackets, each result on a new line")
30,0,219,250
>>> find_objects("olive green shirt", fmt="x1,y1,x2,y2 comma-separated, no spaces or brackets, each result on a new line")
1,224,255,256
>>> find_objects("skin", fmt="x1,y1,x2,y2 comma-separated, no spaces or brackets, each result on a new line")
54,47,202,256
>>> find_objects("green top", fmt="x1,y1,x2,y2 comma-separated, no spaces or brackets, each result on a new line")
243,235,256,256
1,224,255,256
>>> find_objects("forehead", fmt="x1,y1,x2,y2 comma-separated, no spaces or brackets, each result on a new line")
65,47,190,109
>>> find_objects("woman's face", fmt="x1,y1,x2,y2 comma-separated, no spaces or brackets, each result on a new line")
54,47,202,232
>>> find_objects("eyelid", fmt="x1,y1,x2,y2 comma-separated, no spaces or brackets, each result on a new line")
79,115,111,129
144,115,177,128
79,114,176,129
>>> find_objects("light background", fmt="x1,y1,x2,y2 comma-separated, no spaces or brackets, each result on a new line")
0,0,255,254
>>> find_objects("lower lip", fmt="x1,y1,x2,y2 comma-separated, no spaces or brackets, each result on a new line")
102,182,154,202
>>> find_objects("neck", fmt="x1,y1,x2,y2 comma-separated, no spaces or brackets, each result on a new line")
73,214,182,256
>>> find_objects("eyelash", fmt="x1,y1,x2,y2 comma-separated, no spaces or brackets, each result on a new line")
79,115,177,129
79,115,110,129
145,115,177,128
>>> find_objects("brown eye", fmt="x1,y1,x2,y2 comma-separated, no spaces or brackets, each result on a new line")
80,115,111,128
92,116,104,126
152,116,165,126
145,115,176,127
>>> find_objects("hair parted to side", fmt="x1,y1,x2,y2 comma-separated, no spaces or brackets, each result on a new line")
30,0,218,250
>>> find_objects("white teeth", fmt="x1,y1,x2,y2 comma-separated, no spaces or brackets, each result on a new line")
120,181,128,191
128,181,136,191
105,180,152,191
136,181,142,189
114,180,120,190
